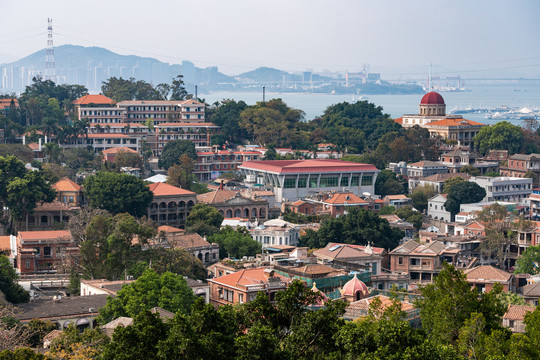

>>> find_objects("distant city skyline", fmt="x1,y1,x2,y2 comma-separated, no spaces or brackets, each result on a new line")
1,0,540,78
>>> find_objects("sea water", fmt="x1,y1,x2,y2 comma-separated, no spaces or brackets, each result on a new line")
204,82,540,126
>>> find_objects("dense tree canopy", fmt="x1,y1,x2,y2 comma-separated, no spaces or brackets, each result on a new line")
443,181,486,217
473,121,524,155
207,100,249,146
375,169,406,197
515,245,540,275
84,172,153,217
299,208,404,250
158,140,197,170
409,184,437,213
0,256,29,303
185,203,224,237
98,269,196,324
208,226,262,259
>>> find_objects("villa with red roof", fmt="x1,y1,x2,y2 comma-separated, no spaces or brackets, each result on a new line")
208,268,289,306
238,159,379,203
147,182,197,228
395,92,485,148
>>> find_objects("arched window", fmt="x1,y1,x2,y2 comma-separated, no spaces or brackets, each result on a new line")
243,208,249,218
226,209,233,218
235,209,241,218
251,208,257,218
204,252,209,263
159,202,167,209
168,202,177,209
179,201,186,209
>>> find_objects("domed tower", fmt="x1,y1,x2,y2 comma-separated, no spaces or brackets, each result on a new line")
419,91,446,116
340,274,369,302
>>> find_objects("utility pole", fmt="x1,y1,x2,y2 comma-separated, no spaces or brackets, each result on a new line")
45,18,56,82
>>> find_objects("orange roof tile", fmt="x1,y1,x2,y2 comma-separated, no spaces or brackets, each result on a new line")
171,233,211,249
197,190,239,204
101,147,138,155
157,225,185,234
18,230,72,241
211,268,289,288
394,117,403,125
427,118,485,127
53,177,81,192
504,304,534,321
324,193,367,205
148,182,196,197
72,94,114,105
465,265,512,283
0,236,11,251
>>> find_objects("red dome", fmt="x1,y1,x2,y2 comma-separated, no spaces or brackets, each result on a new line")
341,274,369,297
420,92,445,105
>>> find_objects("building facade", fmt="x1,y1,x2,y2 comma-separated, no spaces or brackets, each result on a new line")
147,182,197,228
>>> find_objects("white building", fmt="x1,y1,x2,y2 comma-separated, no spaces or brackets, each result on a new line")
239,159,379,203
427,194,452,222
470,176,532,204
250,218,300,248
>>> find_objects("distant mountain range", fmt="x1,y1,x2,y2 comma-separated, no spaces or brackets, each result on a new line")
0,45,423,95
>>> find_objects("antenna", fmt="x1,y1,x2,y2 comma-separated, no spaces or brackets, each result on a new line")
45,18,56,82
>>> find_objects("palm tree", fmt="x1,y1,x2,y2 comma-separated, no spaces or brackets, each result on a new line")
43,142,62,164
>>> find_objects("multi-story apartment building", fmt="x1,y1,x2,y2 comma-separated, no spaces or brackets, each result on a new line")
389,239,460,288
470,176,532,204
501,153,540,186
117,99,206,124
194,149,264,182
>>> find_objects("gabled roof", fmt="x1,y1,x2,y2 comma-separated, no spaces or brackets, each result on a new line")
18,230,72,241
426,118,485,127
210,268,289,289
197,190,239,204
508,153,540,161
465,265,513,283
419,172,470,183
323,193,367,205
157,225,185,234
408,160,445,168
53,177,81,192
503,305,534,321
171,233,211,250
102,147,138,155
73,94,114,105
148,182,195,196
519,282,540,297
465,221,485,230
390,239,420,254
313,243,379,260
385,194,409,201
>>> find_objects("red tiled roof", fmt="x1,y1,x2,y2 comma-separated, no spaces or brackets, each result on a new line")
102,147,138,154
18,230,72,241
239,159,378,174
324,193,367,205
72,94,114,105
53,177,81,192
211,268,289,288
197,190,239,204
504,305,534,321
86,134,129,138
89,123,145,127
420,92,445,105
394,117,403,125
0,99,18,110
148,182,196,197
157,225,185,234
385,194,409,200
27,143,41,151
171,233,211,249
0,236,11,251
426,118,485,127
465,265,512,283
155,122,216,127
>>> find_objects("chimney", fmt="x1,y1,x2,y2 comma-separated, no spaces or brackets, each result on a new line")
22,135,25,145
219,180,224,190
38,138,42,151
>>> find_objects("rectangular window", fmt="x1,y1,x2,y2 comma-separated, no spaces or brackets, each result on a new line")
319,177,338,188
351,176,360,186
25,260,30,269
297,177,307,188
361,175,373,186
283,177,296,189
44,247,51,258
309,177,318,188
398,257,403,265
340,176,349,187
239,294,244,304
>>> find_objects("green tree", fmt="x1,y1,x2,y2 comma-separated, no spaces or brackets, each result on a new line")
473,121,524,155
415,263,505,345
207,100,249,145
48,324,109,359
25,319,56,348
443,181,486,218
395,206,423,230
84,172,153,217
158,140,197,170
98,269,196,324
208,226,261,259
515,245,540,275
169,75,189,101
299,208,404,250
375,169,405,197
42,142,62,164
443,175,466,194
137,247,207,281
0,348,50,360
166,154,196,190
0,256,29,303
459,164,481,176
409,184,437,213
185,203,224,237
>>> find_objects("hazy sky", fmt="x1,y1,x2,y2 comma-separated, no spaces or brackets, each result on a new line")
1,0,540,78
